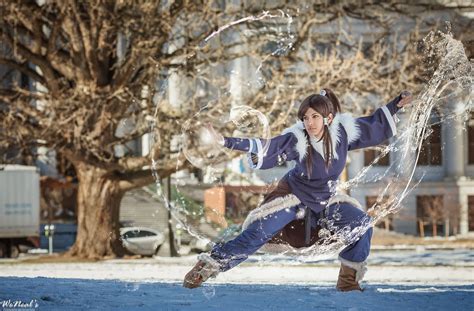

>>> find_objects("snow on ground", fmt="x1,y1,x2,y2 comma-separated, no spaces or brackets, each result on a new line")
1,249,473,310
2,278,473,311
248,248,474,267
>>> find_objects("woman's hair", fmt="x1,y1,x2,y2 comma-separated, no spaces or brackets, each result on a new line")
297,88,341,176
322,88,341,114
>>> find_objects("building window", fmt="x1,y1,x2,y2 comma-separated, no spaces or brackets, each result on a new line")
364,145,390,166
468,112,474,164
366,196,393,230
469,196,474,232
417,112,442,166
416,195,444,237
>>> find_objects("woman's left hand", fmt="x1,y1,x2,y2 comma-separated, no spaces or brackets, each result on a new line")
397,91,413,108
205,123,225,146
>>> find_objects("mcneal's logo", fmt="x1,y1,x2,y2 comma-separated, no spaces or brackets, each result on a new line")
1,299,39,310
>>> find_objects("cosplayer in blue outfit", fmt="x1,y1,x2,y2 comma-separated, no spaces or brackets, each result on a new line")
184,88,412,291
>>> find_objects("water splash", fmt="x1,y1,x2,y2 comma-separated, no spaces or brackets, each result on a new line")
149,10,295,253
201,285,216,300
181,105,271,170
125,282,140,292
203,11,281,44
150,14,472,260
297,29,472,258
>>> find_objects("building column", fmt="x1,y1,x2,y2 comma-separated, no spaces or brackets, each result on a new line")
347,149,364,180
229,51,254,110
444,115,465,179
459,193,469,235
444,113,467,234
168,68,192,113
394,111,416,178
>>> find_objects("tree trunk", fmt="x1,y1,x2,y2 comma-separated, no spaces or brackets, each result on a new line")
418,220,424,238
67,162,126,259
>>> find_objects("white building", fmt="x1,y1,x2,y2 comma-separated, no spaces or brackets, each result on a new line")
348,110,474,236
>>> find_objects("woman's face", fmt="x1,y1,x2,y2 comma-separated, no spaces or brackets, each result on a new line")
303,107,325,139
303,107,333,139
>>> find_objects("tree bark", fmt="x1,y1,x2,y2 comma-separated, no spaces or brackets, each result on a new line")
67,162,126,259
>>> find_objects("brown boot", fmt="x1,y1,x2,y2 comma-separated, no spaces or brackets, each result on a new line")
336,256,367,292
183,254,220,289
336,264,362,292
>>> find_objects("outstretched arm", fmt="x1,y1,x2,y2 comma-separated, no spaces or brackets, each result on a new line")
204,123,298,169
204,123,225,146
348,91,412,150
204,123,256,152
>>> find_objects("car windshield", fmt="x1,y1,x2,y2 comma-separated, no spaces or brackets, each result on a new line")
123,230,157,239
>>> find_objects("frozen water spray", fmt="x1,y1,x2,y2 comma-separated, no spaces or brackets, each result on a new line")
150,15,472,261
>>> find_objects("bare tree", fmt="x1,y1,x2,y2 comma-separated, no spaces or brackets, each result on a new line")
444,201,461,236
418,195,445,237
1,1,472,258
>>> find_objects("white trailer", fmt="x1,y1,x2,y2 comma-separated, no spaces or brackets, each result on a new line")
0,165,40,257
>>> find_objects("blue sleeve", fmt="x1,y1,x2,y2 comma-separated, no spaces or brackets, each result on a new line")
348,95,402,151
223,132,298,170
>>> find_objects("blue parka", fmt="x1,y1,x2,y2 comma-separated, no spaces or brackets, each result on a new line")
223,96,401,215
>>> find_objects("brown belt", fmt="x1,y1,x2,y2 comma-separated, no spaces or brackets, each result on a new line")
261,180,321,248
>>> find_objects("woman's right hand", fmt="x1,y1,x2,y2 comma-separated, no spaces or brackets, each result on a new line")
205,123,225,146
397,91,413,108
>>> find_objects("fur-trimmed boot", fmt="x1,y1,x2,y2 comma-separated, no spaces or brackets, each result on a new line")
336,256,367,292
183,254,220,289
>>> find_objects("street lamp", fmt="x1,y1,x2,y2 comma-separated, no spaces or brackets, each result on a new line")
44,224,55,254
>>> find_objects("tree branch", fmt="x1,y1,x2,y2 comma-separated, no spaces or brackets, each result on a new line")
0,58,46,85
0,28,59,93
118,154,192,192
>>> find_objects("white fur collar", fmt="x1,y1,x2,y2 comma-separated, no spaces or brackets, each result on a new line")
282,113,360,161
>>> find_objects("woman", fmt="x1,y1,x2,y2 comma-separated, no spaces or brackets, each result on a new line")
183,88,412,291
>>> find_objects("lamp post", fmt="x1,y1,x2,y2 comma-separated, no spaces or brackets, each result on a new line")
44,224,55,254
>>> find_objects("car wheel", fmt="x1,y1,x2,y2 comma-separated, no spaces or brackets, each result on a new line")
0,242,6,258
154,244,162,255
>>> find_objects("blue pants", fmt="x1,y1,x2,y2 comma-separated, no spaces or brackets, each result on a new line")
210,203,373,272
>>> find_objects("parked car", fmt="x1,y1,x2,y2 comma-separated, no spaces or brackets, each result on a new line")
213,224,242,244
120,227,165,256
189,235,212,253
174,224,242,254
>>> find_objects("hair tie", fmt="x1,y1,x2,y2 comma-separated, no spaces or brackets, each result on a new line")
320,89,327,96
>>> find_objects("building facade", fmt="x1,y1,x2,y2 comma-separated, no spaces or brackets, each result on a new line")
348,110,474,236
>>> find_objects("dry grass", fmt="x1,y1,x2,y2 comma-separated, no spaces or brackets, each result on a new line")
371,228,474,248
7,253,143,264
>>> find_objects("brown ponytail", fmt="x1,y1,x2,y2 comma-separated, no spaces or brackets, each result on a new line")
304,130,313,177
320,123,333,170
322,88,341,113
